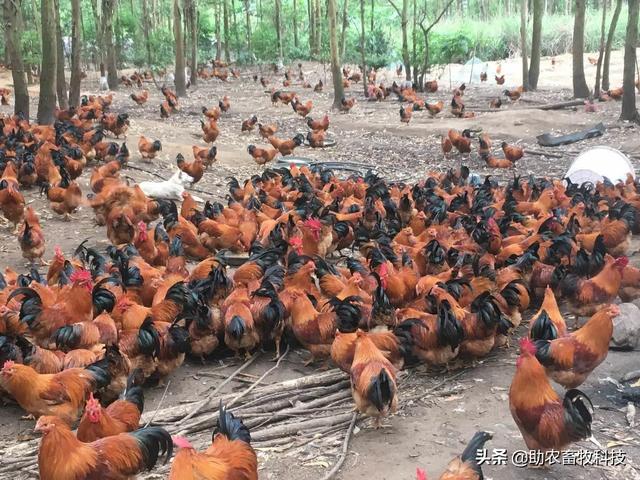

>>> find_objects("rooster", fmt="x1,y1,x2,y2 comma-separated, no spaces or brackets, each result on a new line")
138,136,162,161
130,90,149,105
18,206,46,265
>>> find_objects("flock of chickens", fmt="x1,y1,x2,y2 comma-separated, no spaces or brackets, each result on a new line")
0,61,638,479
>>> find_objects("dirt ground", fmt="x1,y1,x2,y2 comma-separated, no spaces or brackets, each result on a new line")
0,49,639,479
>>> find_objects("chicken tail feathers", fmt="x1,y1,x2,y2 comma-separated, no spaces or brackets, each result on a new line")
368,369,395,412
563,389,594,441
529,310,558,341
123,368,145,412
130,426,174,469
460,431,493,475
227,315,246,340
84,355,113,390
215,400,252,444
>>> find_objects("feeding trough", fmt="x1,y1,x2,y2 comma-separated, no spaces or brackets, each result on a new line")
565,146,635,186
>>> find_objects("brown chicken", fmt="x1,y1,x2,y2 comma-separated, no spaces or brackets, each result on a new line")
77,370,144,441
441,135,453,157
306,130,326,148
306,114,330,132
258,123,278,138
480,71,488,82
176,154,205,184
426,100,444,116
169,402,257,480
422,431,492,480
0,178,25,230
192,145,218,167
18,206,46,265
35,415,172,479
268,134,304,156
529,286,567,340
340,97,356,112
138,135,162,161
495,75,505,85
478,133,492,157
0,357,110,424
400,104,413,124
607,87,623,100
201,119,220,143
247,144,279,166
448,129,472,155
533,304,618,388
241,115,258,132
222,289,260,357
489,98,502,108
219,95,231,112
43,175,82,220
350,331,398,427
482,153,513,169
292,98,313,117
202,105,221,120
130,90,149,105
510,338,596,453
501,142,524,162
503,88,522,101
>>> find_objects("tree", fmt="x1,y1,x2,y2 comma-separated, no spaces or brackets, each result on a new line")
223,0,230,62
141,0,153,65
572,0,590,98
54,0,67,109
38,0,57,124
520,0,530,90
418,0,454,89
340,0,349,58
293,0,299,48
185,0,198,85
621,0,639,122
275,0,284,62
243,0,252,54
593,1,607,95
328,0,344,108
3,0,29,116
359,0,367,96
69,0,82,107
528,0,543,89
602,0,622,91
388,0,411,81
102,0,118,89
174,0,186,96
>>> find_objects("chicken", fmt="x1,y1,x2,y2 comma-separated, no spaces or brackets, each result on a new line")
501,142,524,162
504,88,522,101
42,174,83,221
529,286,567,340
130,90,149,105
433,431,493,480
77,369,144,441
426,100,444,116
176,154,205,184
192,145,218,168
534,304,618,389
306,114,330,132
202,106,221,120
448,129,472,155
478,133,492,157
201,118,220,143
340,97,356,112
607,87,623,100
489,98,502,108
247,145,279,167
101,112,129,138
160,102,171,118
258,123,278,138
0,178,25,230
510,338,596,453
169,402,257,480
270,90,296,105
424,80,438,92
400,104,413,124
306,130,326,148
588,56,598,65
1,357,111,424
557,255,627,317
314,79,323,92
268,134,304,156
35,415,172,479
482,153,513,169
495,75,505,85
18,206,46,265
138,135,162,161
219,95,231,112
292,98,313,117
241,115,258,132
480,71,488,82
222,289,260,357
441,135,453,157
350,331,398,427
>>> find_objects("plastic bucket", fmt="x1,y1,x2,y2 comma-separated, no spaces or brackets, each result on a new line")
565,146,635,185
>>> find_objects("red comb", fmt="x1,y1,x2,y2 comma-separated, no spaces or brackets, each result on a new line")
172,436,194,449
289,236,303,247
416,468,427,480
54,246,63,257
519,337,537,356
304,217,322,231
2,360,15,370
614,256,629,268
70,269,92,283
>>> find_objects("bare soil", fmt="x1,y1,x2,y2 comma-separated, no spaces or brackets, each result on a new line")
0,49,639,479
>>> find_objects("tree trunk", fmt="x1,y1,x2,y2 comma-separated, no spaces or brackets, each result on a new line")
314,0,321,56
69,0,82,107
231,0,240,58
215,0,221,60
412,0,418,85
370,0,374,31
54,0,67,109
223,0,230,62
38,0,57,124
309,0,315,54
602,0,622,91
621,0,639,121
244,0,252,55
572,0,590,97
328,0,344,107
293,0,299,48
401,0,410,80
185,0,198,85
103,0,118,89
528,0,542,88
593,1,607,95
142,0,153,65
174,0,186,96
360,0,367,95
340,0,349,58
275,0,283,61
520,0,530,90
3,0,29,117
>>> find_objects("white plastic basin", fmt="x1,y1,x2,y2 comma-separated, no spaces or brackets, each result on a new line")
565,146,635,185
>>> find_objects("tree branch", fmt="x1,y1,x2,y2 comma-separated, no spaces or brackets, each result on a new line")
387,0,402,17
421,0,454,33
